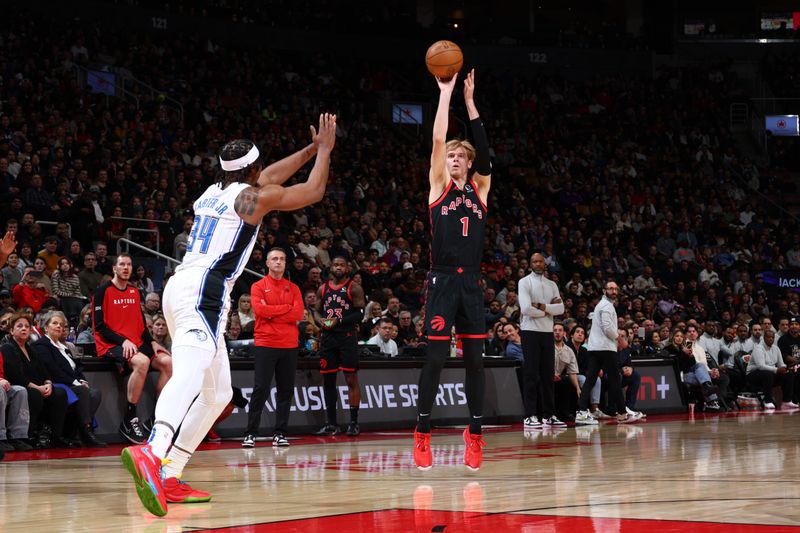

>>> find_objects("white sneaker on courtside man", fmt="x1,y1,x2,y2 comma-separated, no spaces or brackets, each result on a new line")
575,410,599,426
523,416,542,429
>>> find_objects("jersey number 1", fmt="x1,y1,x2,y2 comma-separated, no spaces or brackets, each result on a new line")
460,217,469,237
188,215,219,254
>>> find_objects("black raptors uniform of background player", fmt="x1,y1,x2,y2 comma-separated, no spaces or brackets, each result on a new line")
314,256,365,436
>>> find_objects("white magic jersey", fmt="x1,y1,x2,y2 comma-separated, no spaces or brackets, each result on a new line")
169,181,259,337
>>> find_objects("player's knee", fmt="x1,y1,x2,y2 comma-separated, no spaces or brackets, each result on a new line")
130,353,150,373
216,385,233,407
154,354,173,376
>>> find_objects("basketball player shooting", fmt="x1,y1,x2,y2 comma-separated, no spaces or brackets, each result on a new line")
121,113,337,517
414,69,492,471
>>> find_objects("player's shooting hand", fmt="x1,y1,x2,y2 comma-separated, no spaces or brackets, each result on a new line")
311,113,337,153
436,73,458,93
463,68,475,101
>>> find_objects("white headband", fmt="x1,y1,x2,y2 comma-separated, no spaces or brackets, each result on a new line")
219,145,259,171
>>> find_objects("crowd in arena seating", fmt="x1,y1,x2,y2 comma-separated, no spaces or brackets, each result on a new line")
1,9,799,453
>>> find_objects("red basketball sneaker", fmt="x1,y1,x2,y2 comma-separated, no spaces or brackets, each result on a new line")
413,431,433,471
120,444,168,516
462,428,486,471
164,477,212,503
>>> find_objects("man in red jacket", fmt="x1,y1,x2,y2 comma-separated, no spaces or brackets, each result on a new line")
242,247,304,448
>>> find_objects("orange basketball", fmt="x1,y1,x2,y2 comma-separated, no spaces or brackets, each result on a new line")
425,40,463,81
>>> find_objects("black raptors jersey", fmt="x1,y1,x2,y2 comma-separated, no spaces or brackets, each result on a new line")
429,178,487,269
320,279,355,334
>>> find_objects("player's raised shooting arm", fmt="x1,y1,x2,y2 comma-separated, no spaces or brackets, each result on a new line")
429,75,457,199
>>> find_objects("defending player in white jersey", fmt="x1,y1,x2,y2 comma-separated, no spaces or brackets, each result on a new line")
121,113,337,516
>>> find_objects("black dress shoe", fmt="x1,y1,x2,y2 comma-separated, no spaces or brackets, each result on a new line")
51,436,79,449
314,424,341,436
9,439,33,451
80,426,108,448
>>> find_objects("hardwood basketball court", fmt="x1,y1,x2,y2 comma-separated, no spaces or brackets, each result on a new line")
2,411,800,532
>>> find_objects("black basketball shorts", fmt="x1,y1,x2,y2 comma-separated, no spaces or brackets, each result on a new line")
424,270,486,340
319,331,359,373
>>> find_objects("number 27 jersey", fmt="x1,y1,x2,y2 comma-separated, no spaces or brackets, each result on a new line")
429,178,487,270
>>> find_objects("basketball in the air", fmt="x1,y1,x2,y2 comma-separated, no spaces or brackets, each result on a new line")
425,40,463,81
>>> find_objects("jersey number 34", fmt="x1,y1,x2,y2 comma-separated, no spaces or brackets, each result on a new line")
187,215,219,254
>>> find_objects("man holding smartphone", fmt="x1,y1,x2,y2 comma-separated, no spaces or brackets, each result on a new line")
12,269,50,314
683,324,723,411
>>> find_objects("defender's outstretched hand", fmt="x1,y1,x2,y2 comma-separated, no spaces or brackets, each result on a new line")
311,113,337,153
463,68,475,103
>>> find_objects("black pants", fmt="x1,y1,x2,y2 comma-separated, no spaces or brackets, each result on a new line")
746,369,794,404
554,376,580,420
246,346,298,436
713,371,732,406
578,350,626,415
521,331,555,419
726,366,746,394
69,385,102,426
28,386,68,437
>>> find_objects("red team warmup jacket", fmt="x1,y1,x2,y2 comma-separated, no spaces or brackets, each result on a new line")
92,281,152,357
250,275,304,349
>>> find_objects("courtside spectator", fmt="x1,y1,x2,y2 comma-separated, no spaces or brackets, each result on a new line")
0,346,32,452
93,254,172,444
503,323,523,362
367,317,398,357
32,311,106,447
552,323,581,423
747,329,796,410
0,313,72,448
667,327,722,412
777,317,800,405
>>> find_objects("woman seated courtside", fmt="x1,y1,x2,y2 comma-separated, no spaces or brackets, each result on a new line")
151,314,172,351
32,311,107,447
0,312,72,448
